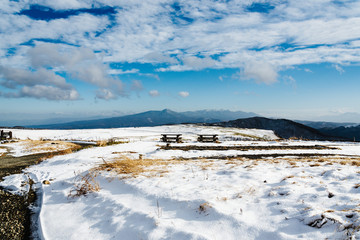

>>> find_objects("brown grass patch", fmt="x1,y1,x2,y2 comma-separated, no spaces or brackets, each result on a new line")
96,155,174,178
96,155,222,178
23,140,80,153
267,156,360,167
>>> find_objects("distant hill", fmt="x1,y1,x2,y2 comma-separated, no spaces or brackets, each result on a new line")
297,120,360,141
296,120,357,129
317,125,360,141
209,117,346,141
29,109,258,129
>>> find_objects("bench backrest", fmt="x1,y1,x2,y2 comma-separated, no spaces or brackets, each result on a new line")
161,134,182,142
0,130,12,139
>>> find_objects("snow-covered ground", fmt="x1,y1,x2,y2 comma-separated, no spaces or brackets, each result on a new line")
0,147,7,155
1,125,360,240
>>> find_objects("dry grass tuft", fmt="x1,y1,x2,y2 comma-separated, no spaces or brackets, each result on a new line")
282,175,295,181
198,202,212,213
351,161,360,166
96,138,129,147
68,171,100,198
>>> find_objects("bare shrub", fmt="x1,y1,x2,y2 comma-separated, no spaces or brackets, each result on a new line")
96,140,108,147
68,171,100,198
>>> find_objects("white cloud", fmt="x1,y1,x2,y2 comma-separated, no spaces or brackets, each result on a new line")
28,44,96,69
138,73,160,81
0,66,71,89
131,80,143,90
178,91,189,98
182,56,217,70
0,43,128,100
108,69,139,75
73,63,110,87
333,64,345,74
31,0,90,10
143,52,178,64
20,85,79,101
96,88,117,100
283,75,297,89
149,90,160,97
241,61,278,85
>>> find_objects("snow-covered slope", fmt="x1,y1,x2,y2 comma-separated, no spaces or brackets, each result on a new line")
1,125,359,240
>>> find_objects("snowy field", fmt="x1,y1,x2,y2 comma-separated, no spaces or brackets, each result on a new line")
1,125,360,240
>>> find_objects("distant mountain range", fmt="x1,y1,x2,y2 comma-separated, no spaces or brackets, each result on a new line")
22,109,359,141
29,109,258,129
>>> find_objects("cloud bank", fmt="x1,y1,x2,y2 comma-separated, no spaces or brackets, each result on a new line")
1,0,360,99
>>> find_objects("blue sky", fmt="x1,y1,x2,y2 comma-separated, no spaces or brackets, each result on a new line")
1,0,360,124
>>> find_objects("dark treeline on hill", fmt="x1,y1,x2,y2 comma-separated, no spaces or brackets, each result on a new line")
209,117,348,141
317,125,360,142
296,120,360,141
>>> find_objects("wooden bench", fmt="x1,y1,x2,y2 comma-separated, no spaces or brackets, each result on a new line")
197,134,218,143
161,134,182,143
0,130,12,140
